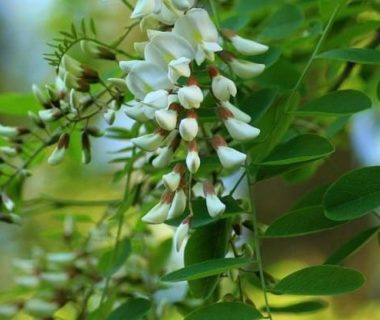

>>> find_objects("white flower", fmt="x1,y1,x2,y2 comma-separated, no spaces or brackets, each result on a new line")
131,130,165,151
174,219,190,251
38,108,62,122
203,182,225,218
142,192,173,224
163,164,184,191
173,8,222,64
126,62,172,100
153,2,181,25
108,78,128,92
24,299,59,318
217,146,247,169
0,125,18,138
168,57,192,83
143,89,169,118
222,29,268,56
124,101,150,122
221,100,251,123
172,0,194,10
131,0,162,19
229,59,265,79
41,272,69,287
0,146,18,157
32,84,50,106
210,72,237,102
168,189,187,219
186,141,200,173
104,108,116,125
155,109,178,131
218,107,260,141
119,60,145,73
1,193,15,211
152,146,173,168
48,133,70,166
47,252,76,265
15,275,39,288
179,113,198,141
0,304,18,317
178,84,203,109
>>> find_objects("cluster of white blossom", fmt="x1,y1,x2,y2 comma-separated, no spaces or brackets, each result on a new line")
121,0,268,250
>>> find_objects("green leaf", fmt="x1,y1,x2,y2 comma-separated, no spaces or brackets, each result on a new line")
259,134,334,166
98,237,131,276
250,46,282,68
107,298,151,320
294,90,371,116
184,302,263,320
317,48,380,64
241,88,278,123
268,300,329,314
265,206,345,238
324,226,380,265
324,166,380,221
235,0,278,14
261,5,304,39
273,265,365,295
162,257,251,282
291,184,330,210
0,92,39,115
184,220,229,298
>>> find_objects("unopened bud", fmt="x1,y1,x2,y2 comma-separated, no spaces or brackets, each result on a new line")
48,133,70,166
32,84,50,107
1,192,15,211
80,40,116,60
38,108,63,122
81,131,91,164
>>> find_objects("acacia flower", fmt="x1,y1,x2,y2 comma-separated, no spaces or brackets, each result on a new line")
124,101,150,122
212,135,247,169
168,188,187,219
162,164,185,191
172,0,194,10
179,111,198,141
155,107,178,131
186,141,200,173
203,181,225,218
131,0,162,19
218,107,260,141
152,146,173,168
174,218,190,251
131,129,167,151
142,191,173,224
222,29,269,56
208,66,237,101
219,51,265,79
48,133,70,166
178,80,204,109
221,100,251,123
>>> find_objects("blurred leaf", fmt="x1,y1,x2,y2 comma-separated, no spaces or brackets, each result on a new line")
255,160,317,181
184,220,229,298
273,265,365,295
265,206,344,238
324,166,380,221
162,257,251,282
260,5,304,39
291,184,330,210
235,0,279,14
107,298,151,320
268,300,329,314
317,48,380,64
250,46,282,67
294,90,372,116
98,237,131,276
241,88,277,123
258,134,334,165
184,302,263,320
221,15,250,30
150,238,173,273
0,92,39,115
324,226,380,265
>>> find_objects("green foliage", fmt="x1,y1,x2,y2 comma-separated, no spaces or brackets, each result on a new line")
107,298,151,320
0,92,39,115
268,300,329,314
318,48,380,64
98,237,131,276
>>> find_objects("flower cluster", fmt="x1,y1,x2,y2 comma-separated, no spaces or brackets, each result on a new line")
121,1,268,249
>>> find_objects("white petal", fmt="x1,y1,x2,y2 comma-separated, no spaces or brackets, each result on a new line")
134,42,148,57
152,147,173,168
206,194,226,218
162,171,181,191
186,150,200,173
0,125,18,137
143,89,169,109
119,60,144,73
174,220,190,251
217,146,247,169
168,57,191,83
24,299,58,318
48,147,66,166
142,202,170,224
172,0,194,10
131,0,161,19
224,118,260,141
168,189,187,219
221,101,251,123
231,36,269,56
212,75,237,101
179,118,198,141
155,109,177,131
124,101,149,122
153,2,181,25
131,133,164,151
230,59,265,79
178,85,203,109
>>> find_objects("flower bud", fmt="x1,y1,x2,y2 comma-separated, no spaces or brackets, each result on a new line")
1,192,15,211
47,252,76,266
131,0,162,19
119,60,145,73
81,131,91,164
124,101,150,122
218,107,260,141
0,125,18,138
203,181,226,218
24,299,59,318
186,141,200,173
172,0,194,10
32,84,50,107
163,164,185,191
168,189,187,219
62,55,99,83
144,89,169,110
0,304,18,317
28,111,45,129
104,108,116,125
0,146,18,157
38,108,63,122
219,51,265,79
48,133,70,166
41,272,69,287
179,111,198,141
86,127,104,137
64,73,90,92
221,101,251,123
208,66,237,101
15,275,39,288
80,40,116,60
142,191,173,224
212,136,247,169
178,83,203,109
174,218,190,251
155,108,178,131
152,146,173,168
131,129,166,151
222,29,268,56
108,78,128,92
168,57,191,83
